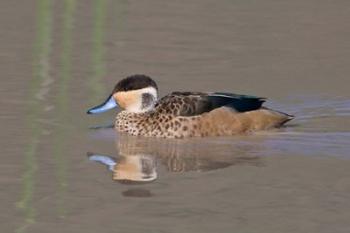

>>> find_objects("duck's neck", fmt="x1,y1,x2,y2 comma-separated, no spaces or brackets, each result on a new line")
115,111,152,136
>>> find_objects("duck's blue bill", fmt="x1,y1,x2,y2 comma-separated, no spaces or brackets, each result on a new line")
87,95,118,114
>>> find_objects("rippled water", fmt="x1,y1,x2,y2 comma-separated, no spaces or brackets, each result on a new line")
2,0,350,233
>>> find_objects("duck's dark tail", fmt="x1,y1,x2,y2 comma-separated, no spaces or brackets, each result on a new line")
272,109,294,127
255,107,294,128
281,113,295,126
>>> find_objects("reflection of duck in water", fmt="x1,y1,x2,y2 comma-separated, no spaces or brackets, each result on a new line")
88,152,157,183
87,75,293,138
88,134,262,183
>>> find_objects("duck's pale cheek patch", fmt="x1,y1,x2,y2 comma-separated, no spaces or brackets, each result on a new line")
114,92,138,110
114,93,126,109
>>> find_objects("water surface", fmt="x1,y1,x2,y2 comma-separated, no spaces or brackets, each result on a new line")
1,0,350,233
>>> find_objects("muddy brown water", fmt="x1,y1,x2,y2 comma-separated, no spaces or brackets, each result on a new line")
1,0,350,232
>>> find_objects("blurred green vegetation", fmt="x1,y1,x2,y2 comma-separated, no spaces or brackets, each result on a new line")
51,0,76,218
89,0,109,103
16,0,53,232
15,0,124,231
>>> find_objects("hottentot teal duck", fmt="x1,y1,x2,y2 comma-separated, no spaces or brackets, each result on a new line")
87,75,293,138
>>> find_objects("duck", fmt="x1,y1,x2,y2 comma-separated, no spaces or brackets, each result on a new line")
87,74,293,138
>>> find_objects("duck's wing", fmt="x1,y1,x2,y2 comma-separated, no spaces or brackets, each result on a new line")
154,92,266,117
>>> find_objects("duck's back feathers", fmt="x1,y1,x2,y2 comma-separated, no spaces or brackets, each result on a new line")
207,92,266,112
154,92,265,117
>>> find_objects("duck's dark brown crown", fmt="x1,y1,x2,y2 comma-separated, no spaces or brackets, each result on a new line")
114,75,158,92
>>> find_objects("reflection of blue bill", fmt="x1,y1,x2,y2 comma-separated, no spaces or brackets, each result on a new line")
88,153,116,171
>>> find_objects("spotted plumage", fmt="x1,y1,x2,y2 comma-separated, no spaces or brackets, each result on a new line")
87,75,294,138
